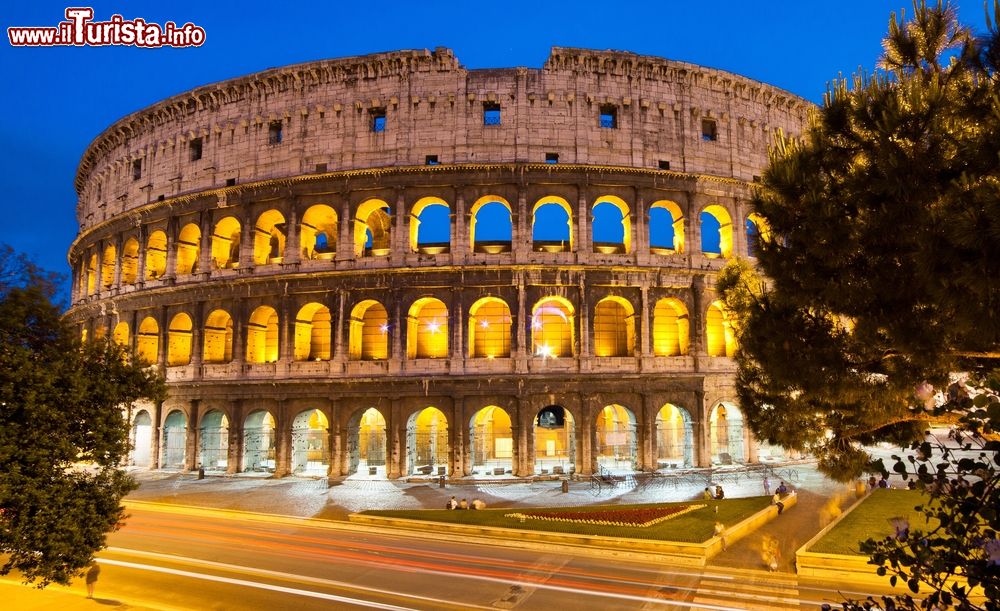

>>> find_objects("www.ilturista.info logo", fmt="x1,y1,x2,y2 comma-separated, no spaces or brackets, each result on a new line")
8,7,206,48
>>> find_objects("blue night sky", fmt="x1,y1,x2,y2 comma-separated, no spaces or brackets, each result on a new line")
0,1,989,299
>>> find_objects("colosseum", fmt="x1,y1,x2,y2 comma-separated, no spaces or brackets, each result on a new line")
66,47,809,480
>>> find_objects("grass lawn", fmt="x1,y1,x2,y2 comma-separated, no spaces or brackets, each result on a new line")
361,496,772,543
809,489,937,556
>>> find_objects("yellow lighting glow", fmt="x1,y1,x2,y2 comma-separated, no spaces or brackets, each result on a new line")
480,320,490,328
537,344,556,359
379,323,389,334
427,320,441,334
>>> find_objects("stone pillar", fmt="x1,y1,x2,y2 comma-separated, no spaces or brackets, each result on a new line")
198,212,213,275
514,187,529,258
279,295,294,363
185,399,200,471
515,276,528,360
451,287,464,373
693,390,711,467
328,410,342,477
284,203,300,265
226,400,242,474
387,400,403,479
579,404,593,476
451,399,464,477
274,401,291,477
112,235,124,289
151,400,163,469
390,298,403,366
164,218,178,281
338,198,353,261
634,194,648,257
691,274,706,362
688,192,703,259
190,301,204,367
93,243,103,296
578,280,590,358
639,286,651,357
640,396,656,472
156,306,169,368
239,212,255,270
135,225,147,286
452,192,466,264
577,194,592,254
333,290,346,364
232,299,247,365
392,192,407,263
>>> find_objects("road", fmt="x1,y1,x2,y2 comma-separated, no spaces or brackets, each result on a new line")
2,504,895,610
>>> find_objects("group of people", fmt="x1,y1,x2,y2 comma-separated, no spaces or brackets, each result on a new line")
702,485,726,500
447,496,485,510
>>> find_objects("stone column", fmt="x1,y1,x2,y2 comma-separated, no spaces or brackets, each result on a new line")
578,280,590,358
634,193,649,257
688,192,703,259
387,400,403,479
273,401,291,477
451,399,465,477
639,285,651,357
190,301,204,368
239,212,255,270
392,192,407,263
338,197,353,261
390,298,403,368
185,399,201,471
452,192,466,264
514,187,529,259
232,299,247,365
198,212,213,275
328,406,342,477
640,396,655,472
577,193,592,254
93,243,103,296
284,203,300,265
579,404,594,476
151,400,163,469
112,235,124,290
333,290,346,364
164,218,179,281
226,400,242,474
515,276,528,362
279,295,294,363
135,225,148,286
156,306,169,368
693,390,711,467
451,287,464,373
691,274,706,362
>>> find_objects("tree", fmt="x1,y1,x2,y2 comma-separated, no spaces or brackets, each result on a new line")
717,2,999,608
0,246,165,586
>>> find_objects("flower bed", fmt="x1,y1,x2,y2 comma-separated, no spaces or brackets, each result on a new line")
505,504,704,527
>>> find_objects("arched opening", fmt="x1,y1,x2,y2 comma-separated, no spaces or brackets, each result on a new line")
532,196,573,253
131,410,152,467
137,316,159,365
112,321,129,347
593,296,635,357
93,324,106,341
166,313,193,366
595,404,637,472
145,230,167,280
85,253,97,295
354,199,392,257
199,410,229,471
300,204,338,260
534,406,575,474
410,197,451,254
655,403,694,468
100,244,116,289
469,406,513,474
246,306,279,363
653,298,690,356
700,204,733,258
706,301,736,357
121,238,139,284
347,407,387,477
710,402,745,464
242,410,276,473
160,410,187,469
531,297,575,358
745,213,770,258
649,200,685,255
407,407,449,475
253,209,286,265
469,196,512,253
291,409,329,476
175,223,201,275
203,309,234,364
349,300,388,360
407,297,448,359
592,196,631,254
293,302,331,361
211,216,241,270
468,297,511,358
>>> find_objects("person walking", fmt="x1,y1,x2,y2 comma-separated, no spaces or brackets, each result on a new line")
85,561,100,599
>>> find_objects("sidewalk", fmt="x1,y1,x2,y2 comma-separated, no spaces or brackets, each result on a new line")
0,575,161,610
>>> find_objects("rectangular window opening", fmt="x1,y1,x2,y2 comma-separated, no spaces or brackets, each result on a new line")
189,137,203,161
599,104,618,129
483,102,501,126
658,160,671,170
425,155,439,165
132,159,142,181
315,163,328,173
225,178,237,187
268,121,283,144
545,152,559,164
370,108,387,133
701,118,718,142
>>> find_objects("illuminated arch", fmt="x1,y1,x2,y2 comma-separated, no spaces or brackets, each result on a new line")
407,297,449,359
595,404,637,471
160,410,187,469
700,204,733,258
85,252,97,295
649,200,685,254
710,402,745,464
593,296,635,357
706,300,736,357
199,410,229,471
121,238,139,284
137,316,159,365
144,230,167,280
349,300,388,360
211,216,241,270
652,298,690,356
203,309,234,364
348,407,387,476
112,321,129,347
291,409,330,475
246,305,279,363
592,195,632,254
654,403,693,467
468,297,511,359
531,296,575,358
469,195,512,253
534,405,575,474
131,410,153,467
100,244,116,289
745,213,771,258
532,196,573,253
166,312,193,366
293,302,331,361
409,197,451,254
242,410,276,472
175,223,201,275
353,199,392,258
300,204,338,260
469,406,513,472
406,407,449,475
253,209,286,265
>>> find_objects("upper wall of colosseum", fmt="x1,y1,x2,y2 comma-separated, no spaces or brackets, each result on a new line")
75,47,812,230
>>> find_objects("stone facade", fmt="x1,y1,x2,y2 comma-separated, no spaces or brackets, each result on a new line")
66,48,810,479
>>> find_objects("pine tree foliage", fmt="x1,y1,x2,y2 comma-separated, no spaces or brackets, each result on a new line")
0,247,165,586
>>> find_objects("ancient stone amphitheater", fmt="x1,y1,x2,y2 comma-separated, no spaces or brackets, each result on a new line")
66,47,809,479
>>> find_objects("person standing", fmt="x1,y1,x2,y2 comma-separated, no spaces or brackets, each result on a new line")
85,561,100,599
763,476,771,495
